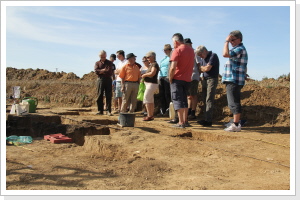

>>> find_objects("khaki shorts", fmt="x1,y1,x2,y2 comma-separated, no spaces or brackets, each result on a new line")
187,80,199,96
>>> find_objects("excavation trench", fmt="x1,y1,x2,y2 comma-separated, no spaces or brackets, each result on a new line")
6,110,118,146
6,108,235,148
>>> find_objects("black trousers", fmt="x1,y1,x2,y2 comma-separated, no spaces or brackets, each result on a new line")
158,77,171,114
96,77,112,112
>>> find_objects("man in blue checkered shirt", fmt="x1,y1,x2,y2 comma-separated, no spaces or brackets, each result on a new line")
222,30,248,132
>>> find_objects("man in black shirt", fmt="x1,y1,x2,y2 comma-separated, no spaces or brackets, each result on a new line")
195,46,220,127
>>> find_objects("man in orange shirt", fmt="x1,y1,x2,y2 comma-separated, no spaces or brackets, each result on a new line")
119,53,141,113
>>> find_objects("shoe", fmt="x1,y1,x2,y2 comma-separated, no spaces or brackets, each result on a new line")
172,123,185,128
168,119,179,124
107,111,113,116
184,122,192,127
188,115,196,120
225,119,247,127
197,120,206,125
202,121,212,127
113,110,120,114
224,123,241,132
143,116,154,121
96,111,103,115
160,108,164,115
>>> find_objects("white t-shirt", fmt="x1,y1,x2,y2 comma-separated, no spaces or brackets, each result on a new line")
115,59,128,81
140,66,148,75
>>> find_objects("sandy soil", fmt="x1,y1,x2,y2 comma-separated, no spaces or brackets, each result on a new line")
6,107,290,191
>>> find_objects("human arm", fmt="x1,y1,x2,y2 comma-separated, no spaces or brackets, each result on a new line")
200,64,213,72
94,61,112,75
169,61,177,84
121,78,125,92
223,35,232,58
141,65,157,79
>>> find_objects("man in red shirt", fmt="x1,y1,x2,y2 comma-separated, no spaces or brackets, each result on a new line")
169,33,195,128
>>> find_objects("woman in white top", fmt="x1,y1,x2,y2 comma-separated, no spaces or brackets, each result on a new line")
139,56,150,115
140,56,150,75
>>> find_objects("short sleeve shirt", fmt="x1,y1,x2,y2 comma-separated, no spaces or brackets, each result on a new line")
222,43,248,85
170,44,195,82
119,63,141,82
144,62,159,84
159,56,170,78
199,51,220,78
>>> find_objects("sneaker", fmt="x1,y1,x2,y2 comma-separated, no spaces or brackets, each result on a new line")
184,122,192,127
202,121,212,127
172,123,185,128
107,111,113,116
224,123,241,132
96,111,103,115
160,108,164,115
224,119,247,127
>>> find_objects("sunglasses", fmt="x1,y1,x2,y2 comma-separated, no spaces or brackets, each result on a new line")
230,38,239,42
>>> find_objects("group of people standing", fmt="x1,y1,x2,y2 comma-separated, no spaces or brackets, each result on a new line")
94,30,248,132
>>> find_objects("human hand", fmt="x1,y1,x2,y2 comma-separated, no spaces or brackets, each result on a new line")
225,35,232,42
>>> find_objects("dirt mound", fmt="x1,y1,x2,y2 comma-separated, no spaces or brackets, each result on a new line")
6,67,80,81
81,71,97,80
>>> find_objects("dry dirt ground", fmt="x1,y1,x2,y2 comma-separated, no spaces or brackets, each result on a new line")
6,106,290,191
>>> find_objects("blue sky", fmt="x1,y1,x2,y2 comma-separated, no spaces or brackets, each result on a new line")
3,1,293,80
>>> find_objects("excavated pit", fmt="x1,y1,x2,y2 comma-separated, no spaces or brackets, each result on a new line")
6,107,236,149
6,109,119,146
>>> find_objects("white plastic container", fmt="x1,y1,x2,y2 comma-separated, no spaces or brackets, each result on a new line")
169,102,175,120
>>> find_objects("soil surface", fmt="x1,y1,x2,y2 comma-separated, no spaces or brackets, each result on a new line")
5,67,291,191
6,107,290,191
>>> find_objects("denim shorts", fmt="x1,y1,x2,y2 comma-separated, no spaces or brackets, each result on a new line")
170,79,189,110
115,81,123,98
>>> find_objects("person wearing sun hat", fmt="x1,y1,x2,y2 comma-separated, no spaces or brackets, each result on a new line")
141,51,160,121
119,53,141,113
158,44,173,117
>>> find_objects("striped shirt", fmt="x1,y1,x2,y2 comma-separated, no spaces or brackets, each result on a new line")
222,43,248,85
